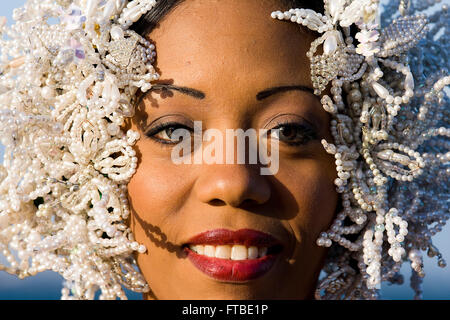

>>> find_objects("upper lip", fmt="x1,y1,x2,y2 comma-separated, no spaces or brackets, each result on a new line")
184,228,282,248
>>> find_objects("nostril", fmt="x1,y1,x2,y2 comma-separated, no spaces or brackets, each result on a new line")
208,199,226,206
210,198,262,208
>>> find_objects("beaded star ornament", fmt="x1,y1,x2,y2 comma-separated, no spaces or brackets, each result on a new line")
0,0,448,300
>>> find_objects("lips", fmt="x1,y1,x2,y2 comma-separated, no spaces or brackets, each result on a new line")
183,228,283,282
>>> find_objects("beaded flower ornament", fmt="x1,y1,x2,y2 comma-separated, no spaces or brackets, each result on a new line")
0,0,448,300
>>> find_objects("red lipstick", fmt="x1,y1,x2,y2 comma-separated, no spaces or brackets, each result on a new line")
184,228,283,282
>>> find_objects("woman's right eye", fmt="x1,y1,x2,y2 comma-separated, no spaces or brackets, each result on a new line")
145,122,193,144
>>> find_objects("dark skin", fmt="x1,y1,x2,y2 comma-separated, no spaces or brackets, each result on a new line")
124,0,338,299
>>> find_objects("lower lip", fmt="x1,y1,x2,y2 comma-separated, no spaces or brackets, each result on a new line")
184,247,279,282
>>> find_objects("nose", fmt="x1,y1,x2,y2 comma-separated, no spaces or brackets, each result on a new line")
194,164,271,207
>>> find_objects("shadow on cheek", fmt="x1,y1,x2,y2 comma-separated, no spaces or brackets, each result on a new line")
131,209,186,259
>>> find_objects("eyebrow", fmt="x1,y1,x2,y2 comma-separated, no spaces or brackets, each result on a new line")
256,85,315,101
150,84,206,99
148,84,315,101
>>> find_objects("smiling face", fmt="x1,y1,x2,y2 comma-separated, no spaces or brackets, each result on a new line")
126,0,338,299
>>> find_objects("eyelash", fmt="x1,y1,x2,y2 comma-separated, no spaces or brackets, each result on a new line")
270,121,318,146
145,121,193,145
145,121,318,146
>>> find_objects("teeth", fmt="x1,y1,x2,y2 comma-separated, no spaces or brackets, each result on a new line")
189,244,270,260
215,245,231,259
258,246,268,258
204,245,215,257
248,246,258,259
191,245,204,255
231,245,248,260
196,245,204,255
258,247,268,257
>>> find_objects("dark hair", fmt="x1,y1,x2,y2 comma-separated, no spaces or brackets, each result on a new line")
130,0,324,37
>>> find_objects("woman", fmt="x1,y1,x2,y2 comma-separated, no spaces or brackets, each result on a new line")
0,0,448,300
127,0,339,300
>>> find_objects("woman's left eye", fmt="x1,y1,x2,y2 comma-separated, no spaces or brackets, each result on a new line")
270,123,318,146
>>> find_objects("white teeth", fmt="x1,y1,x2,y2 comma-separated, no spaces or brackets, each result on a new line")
204,245,215,257
189,244,205,255
215,245,232,259
231,245,248,260
248,246,259,259
196,245,204,255
189,244,271,260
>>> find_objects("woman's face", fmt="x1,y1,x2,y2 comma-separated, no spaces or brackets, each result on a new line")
126,0,338,299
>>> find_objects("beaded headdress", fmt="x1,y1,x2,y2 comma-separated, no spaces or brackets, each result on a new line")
0,0,448,300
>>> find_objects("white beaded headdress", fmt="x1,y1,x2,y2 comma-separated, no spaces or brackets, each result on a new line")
0,0,448,300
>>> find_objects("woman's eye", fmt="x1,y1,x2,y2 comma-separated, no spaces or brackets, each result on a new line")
146,122,193,144
270,123,317,146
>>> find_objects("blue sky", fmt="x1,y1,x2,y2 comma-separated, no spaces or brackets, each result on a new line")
0,0,449,300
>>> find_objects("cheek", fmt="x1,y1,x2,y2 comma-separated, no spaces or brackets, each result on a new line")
279,156,338,241
274,155,338,296
127,142,194,217
126,143,195,298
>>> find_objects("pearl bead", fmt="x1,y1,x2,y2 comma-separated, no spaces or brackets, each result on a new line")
41,86,54,99
324,33,338,55
110,26,124,41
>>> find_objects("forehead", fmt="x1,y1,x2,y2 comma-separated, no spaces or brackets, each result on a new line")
147,0,316,92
